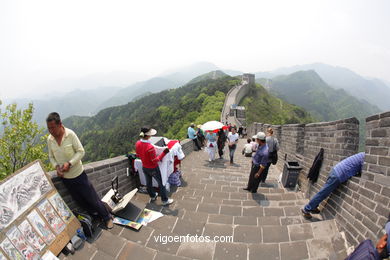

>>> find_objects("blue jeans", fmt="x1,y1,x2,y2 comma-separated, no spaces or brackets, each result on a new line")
229,144,236,163
304,169,340,212
142,167,168,202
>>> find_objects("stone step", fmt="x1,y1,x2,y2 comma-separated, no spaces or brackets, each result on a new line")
102,213,345,260
111,217,347,260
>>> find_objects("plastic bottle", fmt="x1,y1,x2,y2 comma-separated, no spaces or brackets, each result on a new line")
77,227,87,240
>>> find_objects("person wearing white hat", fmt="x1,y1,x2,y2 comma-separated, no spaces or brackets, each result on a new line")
243,132,269,193
135,127,173,206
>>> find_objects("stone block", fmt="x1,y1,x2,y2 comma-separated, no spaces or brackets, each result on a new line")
233,225,262,243
214,243,247,260
248,244,279,260
368,164,387,175
379,156,390,167
262,226,289,243
177,241,215,260
364,181,382,193
117,241,156,260
370,147,389,156
371,129,387,137
379,111,390,118
280,241,309,260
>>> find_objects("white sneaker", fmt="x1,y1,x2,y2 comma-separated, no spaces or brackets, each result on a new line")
162,199,174,206
150,192,158,202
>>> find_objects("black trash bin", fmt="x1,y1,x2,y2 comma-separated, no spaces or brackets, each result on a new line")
281,161,302,188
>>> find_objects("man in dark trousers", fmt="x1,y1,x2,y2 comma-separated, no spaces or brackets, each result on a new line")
301,152,365,219
46,112,113,229
243,132,269,193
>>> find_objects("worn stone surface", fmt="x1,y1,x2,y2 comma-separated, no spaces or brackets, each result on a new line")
62,137,352,260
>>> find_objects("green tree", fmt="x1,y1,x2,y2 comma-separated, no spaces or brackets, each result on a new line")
0,101,49,179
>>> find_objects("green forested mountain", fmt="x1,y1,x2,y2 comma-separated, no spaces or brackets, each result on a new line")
255,63,390,111
240,83,313,125
187,70,228,84
63,75,241,162
262,70,380,122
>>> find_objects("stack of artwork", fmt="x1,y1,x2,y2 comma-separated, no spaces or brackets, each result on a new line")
0,161,78,259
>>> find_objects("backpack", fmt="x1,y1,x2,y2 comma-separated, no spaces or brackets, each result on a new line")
345,240,380,260
75,212,94,238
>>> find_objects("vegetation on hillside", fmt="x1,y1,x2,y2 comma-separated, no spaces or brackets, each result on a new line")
266,70,380,122
64,76,241,162
240,83,313,125
0,101,50,179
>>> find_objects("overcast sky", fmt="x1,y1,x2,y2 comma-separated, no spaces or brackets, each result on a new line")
1,0,389,99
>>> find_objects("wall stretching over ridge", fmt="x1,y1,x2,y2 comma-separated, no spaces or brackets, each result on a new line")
49,138,195,213
248,113,390,247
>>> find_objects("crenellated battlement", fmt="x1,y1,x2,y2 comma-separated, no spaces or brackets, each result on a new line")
247,113,389,246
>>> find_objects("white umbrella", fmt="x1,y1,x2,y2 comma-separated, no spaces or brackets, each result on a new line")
201,121,224,131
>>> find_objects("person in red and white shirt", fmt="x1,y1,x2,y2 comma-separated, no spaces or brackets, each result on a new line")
135,127,174,206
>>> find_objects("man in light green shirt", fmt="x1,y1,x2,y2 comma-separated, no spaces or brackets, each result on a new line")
48,125,85,179
46,112,113,229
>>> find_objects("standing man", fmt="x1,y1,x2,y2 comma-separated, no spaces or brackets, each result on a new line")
243,132,269,193
260,128,279,184
301,152,365,219
188,123,201,151
136,127,174,206
46,112,113,229
227,127,239,165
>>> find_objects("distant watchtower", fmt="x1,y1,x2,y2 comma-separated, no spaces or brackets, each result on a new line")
242,73,255,85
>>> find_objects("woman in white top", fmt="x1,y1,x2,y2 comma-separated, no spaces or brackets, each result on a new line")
227,127,239,164
205,131,218,162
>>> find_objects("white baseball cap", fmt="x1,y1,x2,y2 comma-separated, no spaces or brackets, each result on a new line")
256,132,266,140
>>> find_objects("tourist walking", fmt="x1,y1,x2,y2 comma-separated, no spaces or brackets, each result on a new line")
136,127,174,206
243,132,269,193
301,152,365,219
46,112,114,229
205,130,218,162
227,127,239,165
260,128,279,183
196,125,205,147
217,128,227,159
188,123,201,151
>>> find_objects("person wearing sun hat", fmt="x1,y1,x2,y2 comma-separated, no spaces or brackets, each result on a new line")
135,127,173,206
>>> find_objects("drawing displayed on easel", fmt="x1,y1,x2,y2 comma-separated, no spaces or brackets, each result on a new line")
27,209,55,244
18,219,46,252
0,237,24,260
6,225,40,260
37,199,66,234
48,193,72,223
0,162,52,231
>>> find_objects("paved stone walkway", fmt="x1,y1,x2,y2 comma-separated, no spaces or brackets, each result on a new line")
61,139,348,260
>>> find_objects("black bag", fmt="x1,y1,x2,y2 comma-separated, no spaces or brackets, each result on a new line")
75,212,94,238
269,151,278,165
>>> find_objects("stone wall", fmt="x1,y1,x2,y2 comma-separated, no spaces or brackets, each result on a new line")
49,156,135,213
248,113,390,247
50,138,195,213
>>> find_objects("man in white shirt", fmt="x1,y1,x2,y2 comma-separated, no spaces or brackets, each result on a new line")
242,138,253,157
227,127,239,165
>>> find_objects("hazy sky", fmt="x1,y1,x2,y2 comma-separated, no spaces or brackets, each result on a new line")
1,0,390,98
